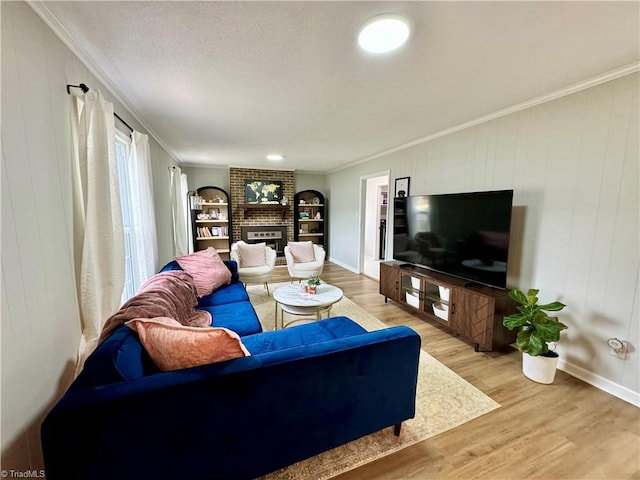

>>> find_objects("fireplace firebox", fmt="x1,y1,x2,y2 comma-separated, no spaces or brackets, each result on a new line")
240,226,288,256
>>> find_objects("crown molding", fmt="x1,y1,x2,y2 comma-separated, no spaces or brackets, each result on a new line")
329,62,640,174
27,0,182,165
229,165,296,172
180,163,230,170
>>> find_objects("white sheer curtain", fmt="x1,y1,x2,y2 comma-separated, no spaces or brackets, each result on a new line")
71,90,125,371
169,166,189,256
182,173,194,253
186,193,195,254
128,131,158,284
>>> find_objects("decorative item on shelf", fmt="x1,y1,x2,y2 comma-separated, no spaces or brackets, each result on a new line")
315,212,322,220
306,276,321,294
281,196,288,206
299,199,306,204
312,197,320,204
190,194,204,210
214,195,224,203
503,288,567,384
208,208,219,219
299,212,310,219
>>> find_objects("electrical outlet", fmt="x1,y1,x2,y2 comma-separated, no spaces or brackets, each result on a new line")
608,338,627,359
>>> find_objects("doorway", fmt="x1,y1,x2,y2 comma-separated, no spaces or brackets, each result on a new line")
361,173,389,280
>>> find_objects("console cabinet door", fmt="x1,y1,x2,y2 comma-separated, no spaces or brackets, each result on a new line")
420,281,450,323
379,262,400,302
398,271,422,310
450,288,494,349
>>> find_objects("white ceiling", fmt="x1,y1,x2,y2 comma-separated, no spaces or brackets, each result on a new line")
36,1,639,173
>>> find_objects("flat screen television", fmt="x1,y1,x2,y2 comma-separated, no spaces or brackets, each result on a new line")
392,189,514,289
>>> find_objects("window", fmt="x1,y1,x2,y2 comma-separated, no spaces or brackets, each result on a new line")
115,131,139,302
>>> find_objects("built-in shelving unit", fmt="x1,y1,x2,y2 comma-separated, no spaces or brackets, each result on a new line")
294,190,326,249
190,186,231,259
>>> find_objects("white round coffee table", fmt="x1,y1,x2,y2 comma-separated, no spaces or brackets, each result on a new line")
272,283,343,329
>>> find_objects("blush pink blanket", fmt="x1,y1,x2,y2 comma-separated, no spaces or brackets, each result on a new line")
98,270,212,344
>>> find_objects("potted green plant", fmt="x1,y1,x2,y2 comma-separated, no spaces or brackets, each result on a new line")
306,276,321,294
503,288,567,384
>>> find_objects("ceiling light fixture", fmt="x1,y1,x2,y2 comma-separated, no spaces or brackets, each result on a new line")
266,154,284,161
358,14,410,54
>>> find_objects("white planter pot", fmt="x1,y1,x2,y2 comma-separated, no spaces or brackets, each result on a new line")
522,352,559,384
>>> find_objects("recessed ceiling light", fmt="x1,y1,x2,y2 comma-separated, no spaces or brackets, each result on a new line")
358,14,410,54
266,154,284,161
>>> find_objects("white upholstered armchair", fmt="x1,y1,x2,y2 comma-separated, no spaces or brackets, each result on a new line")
231,241,277,294
284,241,325,280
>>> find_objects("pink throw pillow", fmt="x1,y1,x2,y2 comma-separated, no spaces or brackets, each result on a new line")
175,247,231,297
288,241,316,263
237,242,267,268
125,317,250,371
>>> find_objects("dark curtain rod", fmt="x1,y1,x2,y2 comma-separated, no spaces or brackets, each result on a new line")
66,83,134,133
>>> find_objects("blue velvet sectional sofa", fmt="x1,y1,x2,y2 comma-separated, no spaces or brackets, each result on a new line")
41,260,421,480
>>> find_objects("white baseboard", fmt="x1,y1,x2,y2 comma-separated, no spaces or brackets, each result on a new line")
558,359,640,408
327,257,359,274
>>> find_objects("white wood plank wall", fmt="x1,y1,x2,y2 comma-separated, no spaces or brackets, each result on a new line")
1,2,180,470
327,72,639,404
2,2,83,470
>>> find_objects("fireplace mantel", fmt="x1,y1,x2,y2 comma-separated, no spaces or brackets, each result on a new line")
238,203,290,219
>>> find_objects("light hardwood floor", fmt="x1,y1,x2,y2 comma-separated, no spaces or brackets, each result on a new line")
270,262,640,480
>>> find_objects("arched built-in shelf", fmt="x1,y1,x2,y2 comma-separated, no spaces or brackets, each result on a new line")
190,186,231,259
294,190,326,251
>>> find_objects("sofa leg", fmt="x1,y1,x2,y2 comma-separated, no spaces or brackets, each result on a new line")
394,423,402,436
265,282,270,295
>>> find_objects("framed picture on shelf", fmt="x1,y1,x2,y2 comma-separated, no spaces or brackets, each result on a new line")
208,208,219,219
395,177,410,198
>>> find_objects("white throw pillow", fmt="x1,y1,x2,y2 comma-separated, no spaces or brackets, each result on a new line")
289,241,315,263
238,242,267,268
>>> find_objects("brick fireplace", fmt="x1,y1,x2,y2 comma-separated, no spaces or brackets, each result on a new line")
229,167,295,247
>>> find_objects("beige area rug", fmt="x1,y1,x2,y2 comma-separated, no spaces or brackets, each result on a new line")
246,283,501,480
